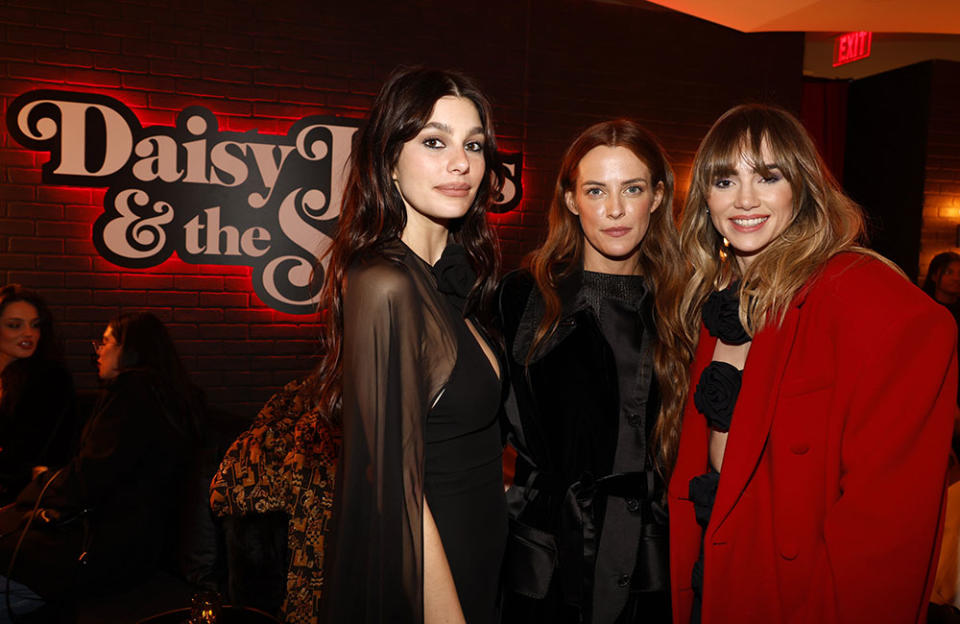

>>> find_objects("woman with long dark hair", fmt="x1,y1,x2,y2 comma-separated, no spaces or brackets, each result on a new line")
498,120,689,623
0,312,202,618
318,67,506,624
0,284,74,504
923,252,960,301
669,104,957,623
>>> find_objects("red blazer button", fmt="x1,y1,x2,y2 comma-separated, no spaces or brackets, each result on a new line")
789,441,810,454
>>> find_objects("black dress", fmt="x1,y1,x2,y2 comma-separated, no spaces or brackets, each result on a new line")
426,287,507,623
322,241,507,624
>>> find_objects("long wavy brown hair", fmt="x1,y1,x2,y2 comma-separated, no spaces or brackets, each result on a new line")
310,67,503,427
678,104,897,348
526,119,692,476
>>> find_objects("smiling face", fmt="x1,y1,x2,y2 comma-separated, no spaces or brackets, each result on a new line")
0,301,41,372
706,140,794,270
566,145,663,275
393,95,486,235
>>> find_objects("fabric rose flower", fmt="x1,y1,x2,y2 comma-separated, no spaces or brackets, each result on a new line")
689,471,720,529
702,284,750,345
431,243,476,314
693,361,742,432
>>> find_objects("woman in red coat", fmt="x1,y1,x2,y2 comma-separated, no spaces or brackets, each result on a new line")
668,104,958,624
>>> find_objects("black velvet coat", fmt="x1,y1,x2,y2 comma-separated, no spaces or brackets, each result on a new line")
498,270,668,624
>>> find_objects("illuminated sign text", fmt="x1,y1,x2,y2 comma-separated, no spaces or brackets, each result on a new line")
6,90,523,313
833,31,872,67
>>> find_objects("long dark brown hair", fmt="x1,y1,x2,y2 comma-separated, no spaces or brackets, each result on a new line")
526,119,692,475
311,66,503,427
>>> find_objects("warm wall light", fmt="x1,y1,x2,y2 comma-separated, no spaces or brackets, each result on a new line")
833,31,872,67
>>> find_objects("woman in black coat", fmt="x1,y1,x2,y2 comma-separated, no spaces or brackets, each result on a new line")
0,312,202,618
499,120,689,624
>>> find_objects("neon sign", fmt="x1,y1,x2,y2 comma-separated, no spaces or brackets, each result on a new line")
6,90,523,314
833,31,872,67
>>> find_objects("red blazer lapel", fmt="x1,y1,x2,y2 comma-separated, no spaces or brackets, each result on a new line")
709,301,804,536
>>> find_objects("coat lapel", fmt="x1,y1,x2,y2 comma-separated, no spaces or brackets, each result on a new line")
709,301,804,535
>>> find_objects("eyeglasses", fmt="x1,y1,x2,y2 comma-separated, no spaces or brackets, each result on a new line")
91,339,116,352
93,335,118,353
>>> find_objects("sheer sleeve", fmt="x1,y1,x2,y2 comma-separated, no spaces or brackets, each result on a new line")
321,259,432,623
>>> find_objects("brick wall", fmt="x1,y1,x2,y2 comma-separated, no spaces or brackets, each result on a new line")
0,0,803,417
919,60,960,282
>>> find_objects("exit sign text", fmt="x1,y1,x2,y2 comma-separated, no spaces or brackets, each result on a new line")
833,31,873,67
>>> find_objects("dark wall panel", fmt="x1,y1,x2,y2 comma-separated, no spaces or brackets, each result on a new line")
844,62,931,281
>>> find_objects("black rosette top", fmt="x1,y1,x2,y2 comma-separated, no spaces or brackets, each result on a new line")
688,283,749,624
701,282,751,346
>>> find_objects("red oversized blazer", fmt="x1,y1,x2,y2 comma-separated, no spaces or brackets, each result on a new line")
669,253,959,623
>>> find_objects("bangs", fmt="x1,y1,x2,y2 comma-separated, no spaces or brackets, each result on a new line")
700,126,794,190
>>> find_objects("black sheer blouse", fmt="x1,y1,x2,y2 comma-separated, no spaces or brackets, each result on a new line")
321,240,460,623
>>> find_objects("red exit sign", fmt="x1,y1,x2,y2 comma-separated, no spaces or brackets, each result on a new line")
833,31,873,67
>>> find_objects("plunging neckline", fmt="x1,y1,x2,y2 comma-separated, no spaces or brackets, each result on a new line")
401,239,501,383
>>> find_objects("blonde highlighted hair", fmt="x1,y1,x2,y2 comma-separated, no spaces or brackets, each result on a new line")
678,103,897,349
527,119,692,476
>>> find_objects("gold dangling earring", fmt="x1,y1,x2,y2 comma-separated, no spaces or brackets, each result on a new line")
719,236,730,262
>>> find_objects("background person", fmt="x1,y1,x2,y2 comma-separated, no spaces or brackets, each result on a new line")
669,104,957,624
923,252,960,621
210,374,339,624
0,284,74,505
0,312,203,619
923,251,960,326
